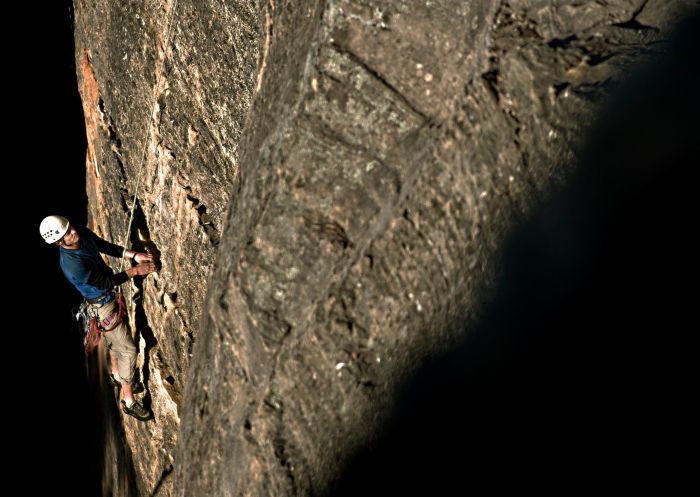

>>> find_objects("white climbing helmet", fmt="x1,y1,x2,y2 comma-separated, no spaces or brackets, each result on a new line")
40,215,70,244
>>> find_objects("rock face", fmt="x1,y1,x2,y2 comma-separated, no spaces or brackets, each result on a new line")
72,1,695,495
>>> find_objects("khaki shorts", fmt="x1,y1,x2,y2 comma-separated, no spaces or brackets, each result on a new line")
92,297,137,384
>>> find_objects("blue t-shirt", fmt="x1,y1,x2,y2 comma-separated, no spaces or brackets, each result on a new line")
59,226,128,300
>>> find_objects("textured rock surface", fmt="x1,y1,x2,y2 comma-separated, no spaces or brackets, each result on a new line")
72,0,695,495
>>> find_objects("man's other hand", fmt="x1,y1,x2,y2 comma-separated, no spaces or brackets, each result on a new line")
127,262,157,278
134,252,155,264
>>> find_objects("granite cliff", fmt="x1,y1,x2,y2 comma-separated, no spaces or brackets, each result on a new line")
72,1,695,495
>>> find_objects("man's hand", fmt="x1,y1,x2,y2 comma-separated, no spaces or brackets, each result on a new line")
126,262,157,278
134,252,155,264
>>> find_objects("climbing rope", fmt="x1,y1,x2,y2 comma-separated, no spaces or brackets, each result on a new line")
119,0,180,271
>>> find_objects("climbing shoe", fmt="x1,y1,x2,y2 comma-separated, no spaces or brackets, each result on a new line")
110,374,145,394
121,400,153,421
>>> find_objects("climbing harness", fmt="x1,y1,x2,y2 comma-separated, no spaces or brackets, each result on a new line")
119,0,180,272
75,291,127,354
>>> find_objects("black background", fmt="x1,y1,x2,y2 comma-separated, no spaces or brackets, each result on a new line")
15,2,98,495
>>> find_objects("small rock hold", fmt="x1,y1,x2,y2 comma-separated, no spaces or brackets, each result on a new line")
187,125,200,147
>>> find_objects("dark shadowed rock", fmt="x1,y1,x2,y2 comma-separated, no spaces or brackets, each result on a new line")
72,1,696,495
325,10,700,495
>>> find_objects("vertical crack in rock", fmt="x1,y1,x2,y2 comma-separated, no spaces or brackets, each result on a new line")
185,193,221,246
128,199,161,410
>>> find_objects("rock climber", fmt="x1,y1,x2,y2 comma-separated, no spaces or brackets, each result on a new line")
40,215,157,421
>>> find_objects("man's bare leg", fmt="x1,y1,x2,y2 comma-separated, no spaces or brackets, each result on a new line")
121,383,134,405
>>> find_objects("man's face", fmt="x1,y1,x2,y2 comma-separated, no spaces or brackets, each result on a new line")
58,225,80,247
